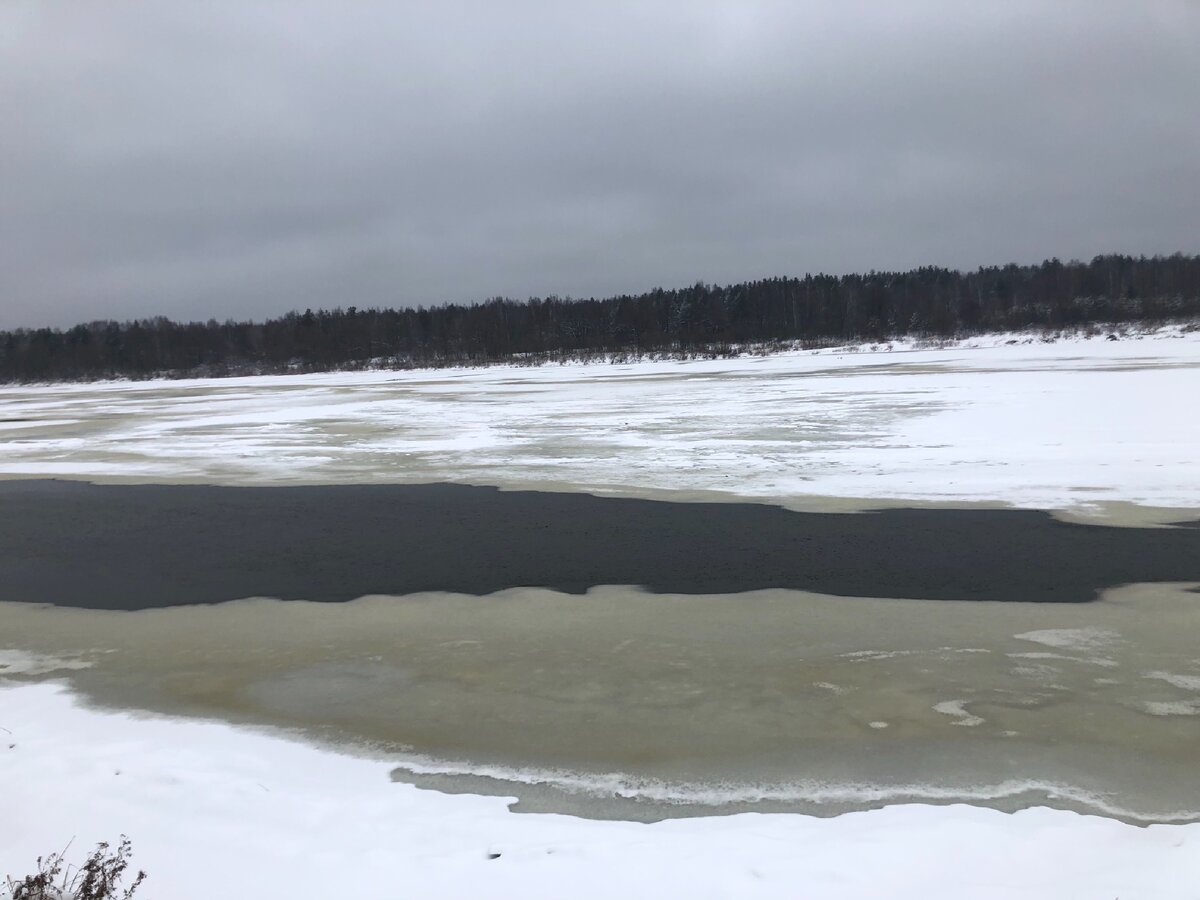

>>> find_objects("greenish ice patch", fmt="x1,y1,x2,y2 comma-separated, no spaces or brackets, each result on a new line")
2,583,1199,823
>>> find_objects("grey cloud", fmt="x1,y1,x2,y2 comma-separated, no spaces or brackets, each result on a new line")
2,0,1198,328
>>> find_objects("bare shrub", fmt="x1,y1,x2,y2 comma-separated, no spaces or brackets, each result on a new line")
3,837,145,900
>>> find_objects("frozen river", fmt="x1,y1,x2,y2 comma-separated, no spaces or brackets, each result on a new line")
2,328,1200,897
5,582,1200,824
2,328,1199,517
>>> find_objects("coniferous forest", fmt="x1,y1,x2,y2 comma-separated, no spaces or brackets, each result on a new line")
2,253,1198,382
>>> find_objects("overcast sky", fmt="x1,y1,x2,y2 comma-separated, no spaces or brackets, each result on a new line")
2,1,1198,329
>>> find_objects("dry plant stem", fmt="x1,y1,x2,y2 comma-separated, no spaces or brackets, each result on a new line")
4,837,145,900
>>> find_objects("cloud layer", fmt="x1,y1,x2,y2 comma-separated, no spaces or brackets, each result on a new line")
3,1,1198,328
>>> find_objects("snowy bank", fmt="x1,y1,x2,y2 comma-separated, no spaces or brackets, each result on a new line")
2,682,1198,899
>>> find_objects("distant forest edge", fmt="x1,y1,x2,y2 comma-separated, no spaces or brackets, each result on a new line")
3,253,1199,382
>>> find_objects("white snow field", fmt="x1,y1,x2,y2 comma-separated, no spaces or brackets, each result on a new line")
3,682,1199,900
0,327,1198,515
3,328,1200,898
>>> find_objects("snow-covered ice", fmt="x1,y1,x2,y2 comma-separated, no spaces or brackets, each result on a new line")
3,329,1200,896
0,328,1198,514
3,682,1199,900
1145,671,1200,691
1012,627,1122,652
932,699,985,727
0,649,93,677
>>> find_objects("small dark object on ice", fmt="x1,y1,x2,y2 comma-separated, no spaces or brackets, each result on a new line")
3,836,146,900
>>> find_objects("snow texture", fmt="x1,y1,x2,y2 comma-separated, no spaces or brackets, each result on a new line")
3,329,1200,897
1,328,1198,513
2,683,1199,900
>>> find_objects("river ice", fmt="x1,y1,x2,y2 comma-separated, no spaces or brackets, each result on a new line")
3,328,1200,897
1,327,1198,516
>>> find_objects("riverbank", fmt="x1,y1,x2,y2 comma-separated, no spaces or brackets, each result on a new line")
3,582,1199,824
2,680,1198,900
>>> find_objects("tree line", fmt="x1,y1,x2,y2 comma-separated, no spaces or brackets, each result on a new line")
2,253,1198,382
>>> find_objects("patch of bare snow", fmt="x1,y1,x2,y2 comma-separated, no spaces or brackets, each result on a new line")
1013,628,1121,656
932,700,985,727
3,682,1200,899
1144,671,1200,691
0,649,93,677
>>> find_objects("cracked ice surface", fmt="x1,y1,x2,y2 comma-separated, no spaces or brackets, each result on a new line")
1,329,1198,514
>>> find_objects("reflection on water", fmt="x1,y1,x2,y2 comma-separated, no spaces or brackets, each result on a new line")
2,583,1199,823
